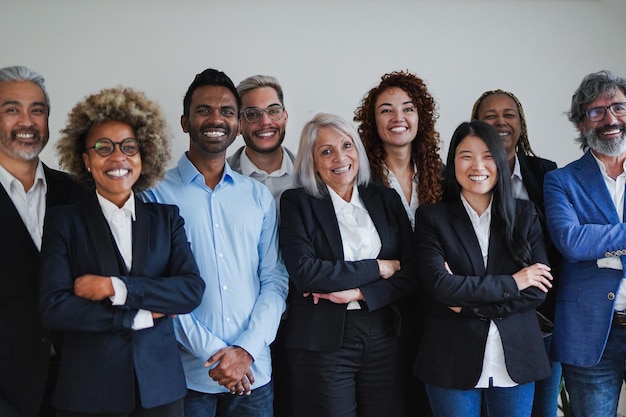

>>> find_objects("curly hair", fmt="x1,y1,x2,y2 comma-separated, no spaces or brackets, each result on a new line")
354,70,443,205
470,89,536,157
56,87,171,192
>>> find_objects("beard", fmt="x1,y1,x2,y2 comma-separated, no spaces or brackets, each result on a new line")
585,124,626,157
245,129,286,155
0,128,48,162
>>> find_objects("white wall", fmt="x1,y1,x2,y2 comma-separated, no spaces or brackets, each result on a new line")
2,0,625,169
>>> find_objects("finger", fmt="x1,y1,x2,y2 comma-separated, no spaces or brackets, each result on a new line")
245,370,255,385
204,350,225,367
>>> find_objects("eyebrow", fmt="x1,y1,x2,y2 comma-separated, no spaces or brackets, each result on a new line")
1,100,48,108
377,101,414,108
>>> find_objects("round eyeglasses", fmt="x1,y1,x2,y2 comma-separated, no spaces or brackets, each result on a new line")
585,102,626,122
86,138,140,157
240,105,285,123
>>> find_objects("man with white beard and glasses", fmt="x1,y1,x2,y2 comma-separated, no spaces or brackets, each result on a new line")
544,70,626,417
142,68,288,417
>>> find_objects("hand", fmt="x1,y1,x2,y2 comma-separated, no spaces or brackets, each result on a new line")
444,262,462,313
306,288,363,305
377,259,400,279
229,376,253,395
74,274,114,301
204,346,255,391
512,263,553,293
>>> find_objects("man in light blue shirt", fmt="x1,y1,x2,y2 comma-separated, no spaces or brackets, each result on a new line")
142,68,288,417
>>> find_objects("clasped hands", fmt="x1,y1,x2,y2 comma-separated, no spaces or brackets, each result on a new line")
204,346,254,395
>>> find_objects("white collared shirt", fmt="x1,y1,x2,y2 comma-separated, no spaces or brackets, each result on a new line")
0,161,47,250
511,154,529,201
239,147,295,212
97,192,152,330
460,194,517,388
383,164,419,230
590,152,626,310
328,184,382,309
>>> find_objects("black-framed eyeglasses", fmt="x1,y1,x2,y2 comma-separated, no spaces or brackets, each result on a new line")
86,138,140,157
585,102,626,122
240,105,285,123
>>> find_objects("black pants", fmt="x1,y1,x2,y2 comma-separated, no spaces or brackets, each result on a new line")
287,307,406,417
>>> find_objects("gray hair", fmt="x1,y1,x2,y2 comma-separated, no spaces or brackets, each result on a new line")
237,75,284,105
294,112,370,198
569,70,626,149
0,66,50,111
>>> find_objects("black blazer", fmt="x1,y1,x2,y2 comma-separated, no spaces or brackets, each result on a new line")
518,153,560,321
279,185,417,351
39,194,205,414
413,198,551,389
0,166,86,417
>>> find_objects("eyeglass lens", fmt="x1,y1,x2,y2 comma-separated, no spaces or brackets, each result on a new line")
243,105,284,122
92,138,140,156
587,102,626,121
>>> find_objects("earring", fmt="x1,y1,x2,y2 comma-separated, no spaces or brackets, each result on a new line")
87,167,91,172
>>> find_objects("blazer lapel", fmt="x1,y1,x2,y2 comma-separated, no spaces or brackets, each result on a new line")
310,193,344,261
82,194,126,276
448,200,486,276
575,151,620,224
359,186,390,248
518,154,542,205
0,183,39,254
130,199,149,276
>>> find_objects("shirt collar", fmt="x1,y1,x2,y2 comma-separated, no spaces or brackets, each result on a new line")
0,159,47,194
97,190,136,221
240,146,291,177
328,183,364,214
177,152,236,186
511,153,523,181
460,192,492,222
590,150,626,178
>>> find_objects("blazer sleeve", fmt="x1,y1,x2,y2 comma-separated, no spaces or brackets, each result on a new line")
39,208,137,332
279,189,380,294
118,205,205,315
358,188,418,311
463,202,549,318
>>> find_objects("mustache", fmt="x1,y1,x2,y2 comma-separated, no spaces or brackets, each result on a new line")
201,122,230,131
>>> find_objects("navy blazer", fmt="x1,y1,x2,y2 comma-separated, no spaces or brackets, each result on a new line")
0,166,86,417
279,185,417,351
413,198,550,389
39,194,204,414
545,150,626,367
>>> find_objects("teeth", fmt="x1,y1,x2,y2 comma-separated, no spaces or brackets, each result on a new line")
203,131,225,137
390,127,407,132
602,129,621,135
257,131,275,137
498,132,510,137
469,175,488,181
15,133,35,139
332,166,350,174
107,169,129,177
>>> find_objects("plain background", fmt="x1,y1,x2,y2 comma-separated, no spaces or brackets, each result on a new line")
2,0,626,170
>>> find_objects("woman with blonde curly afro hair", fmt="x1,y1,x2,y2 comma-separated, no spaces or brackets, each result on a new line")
39,87,205,417
354,70,443,230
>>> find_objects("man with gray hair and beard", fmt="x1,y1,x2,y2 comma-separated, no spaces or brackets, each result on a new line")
544,70,626,417
0,66,86,416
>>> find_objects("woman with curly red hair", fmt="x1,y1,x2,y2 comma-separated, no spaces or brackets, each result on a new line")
354,70,443,229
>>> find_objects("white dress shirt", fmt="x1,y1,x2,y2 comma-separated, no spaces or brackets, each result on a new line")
383,164,419,230
591,152,626,310
460,194,517,388
97,192,153,330
0,161,47,250
328,184,382,309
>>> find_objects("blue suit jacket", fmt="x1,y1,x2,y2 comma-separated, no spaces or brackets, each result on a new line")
39,194,204,414
544,150,626,367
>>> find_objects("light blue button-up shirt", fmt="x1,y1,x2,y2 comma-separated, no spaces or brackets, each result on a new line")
142,153,289,393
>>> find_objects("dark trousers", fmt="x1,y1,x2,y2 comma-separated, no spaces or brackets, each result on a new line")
55,399,183,417
287,307,406,417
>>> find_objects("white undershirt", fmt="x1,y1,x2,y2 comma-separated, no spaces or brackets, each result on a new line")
97,192,153,330
328,184,382,309
383,164,419,230
460,194,517,388
0,161,47,250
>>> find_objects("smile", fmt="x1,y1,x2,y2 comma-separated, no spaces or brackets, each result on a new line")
469,175,488,181
332,165,351,174
106,168,130,177
203,131,225,138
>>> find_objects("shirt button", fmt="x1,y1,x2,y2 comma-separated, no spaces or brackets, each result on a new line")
225,317,230,322
218,253,223,258
609,292,616,300
503,292,510,298
215,223,220,228
222,285,228,291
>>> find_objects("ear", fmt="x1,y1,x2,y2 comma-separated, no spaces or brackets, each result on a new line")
82,153,91,173
283,108,289,124
181,115,189,133
576,121,585,135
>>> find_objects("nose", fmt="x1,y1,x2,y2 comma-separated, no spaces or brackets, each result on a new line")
603,108,619,124
259,110,272,125
17,110,35,127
